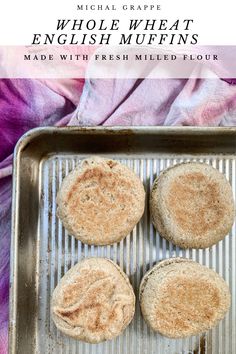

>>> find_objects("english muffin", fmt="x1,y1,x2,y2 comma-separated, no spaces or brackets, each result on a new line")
57,156,145,245
150,162,235,249
51,258,135,343
139,258,231,338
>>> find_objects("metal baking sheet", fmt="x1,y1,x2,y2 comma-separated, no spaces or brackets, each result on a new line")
10,127,236,354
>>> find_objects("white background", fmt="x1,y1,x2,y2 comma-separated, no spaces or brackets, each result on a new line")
0,0,235,45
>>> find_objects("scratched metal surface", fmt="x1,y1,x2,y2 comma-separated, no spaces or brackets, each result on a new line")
10,127,236,354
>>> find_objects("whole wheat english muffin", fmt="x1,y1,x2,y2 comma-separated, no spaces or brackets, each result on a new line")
139,258,231,338
150,162,235,249
57,156,145,245
51,258,135,343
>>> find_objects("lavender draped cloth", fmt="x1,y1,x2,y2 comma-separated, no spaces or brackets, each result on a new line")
1,76,236,353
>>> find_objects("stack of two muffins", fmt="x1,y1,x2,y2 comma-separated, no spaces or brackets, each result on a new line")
52,157,234,343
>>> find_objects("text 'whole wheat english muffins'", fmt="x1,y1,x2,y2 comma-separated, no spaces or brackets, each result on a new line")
51,258,135,343
57,156,145,245
139,258,231,338
150,162,235,249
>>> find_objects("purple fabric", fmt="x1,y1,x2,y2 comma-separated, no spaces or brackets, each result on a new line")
70,78,236,126
1,76,236,354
